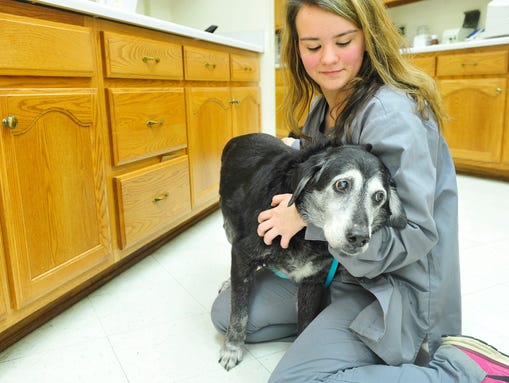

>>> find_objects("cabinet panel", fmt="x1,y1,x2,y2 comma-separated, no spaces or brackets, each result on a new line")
186,88,232,208
409,55,436,77
184,47,230,81
232,87,261,136
438,78,507,163
0,89,112,308
0,287,6,322
0,14,94,77
0,232,9,321
102,31,183,79
114,156,191,249
230,54,260,82
437,51,508,77
107,88,187,165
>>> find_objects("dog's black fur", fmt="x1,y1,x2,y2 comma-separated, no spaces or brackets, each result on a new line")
218,133,407,370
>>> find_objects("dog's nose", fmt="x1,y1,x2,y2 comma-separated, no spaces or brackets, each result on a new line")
347,230,369,248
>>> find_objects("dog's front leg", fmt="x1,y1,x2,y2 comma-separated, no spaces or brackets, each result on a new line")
219,244,254,371
297,280,325,334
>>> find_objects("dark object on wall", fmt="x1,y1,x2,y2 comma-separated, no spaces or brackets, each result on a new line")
463,10,480,29
205,25,218,33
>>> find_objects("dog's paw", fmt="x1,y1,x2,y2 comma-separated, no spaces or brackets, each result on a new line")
219,341,244,371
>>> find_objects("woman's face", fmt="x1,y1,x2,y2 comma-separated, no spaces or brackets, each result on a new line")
296,4,365,103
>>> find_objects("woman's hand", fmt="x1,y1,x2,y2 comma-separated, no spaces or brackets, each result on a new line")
257,194,306,249
281,137,297,146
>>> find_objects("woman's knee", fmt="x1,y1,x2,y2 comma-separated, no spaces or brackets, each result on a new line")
269,300,381,382
210,270,299,341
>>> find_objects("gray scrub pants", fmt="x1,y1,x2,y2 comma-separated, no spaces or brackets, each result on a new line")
211,269,486,383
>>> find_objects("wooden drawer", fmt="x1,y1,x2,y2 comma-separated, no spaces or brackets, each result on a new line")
230,54,260,81
409,55,436,77
184,46,230,81
0,14,93,76
437,50,508,77
102,31,183,79
114,156,191,249
107,88,187,165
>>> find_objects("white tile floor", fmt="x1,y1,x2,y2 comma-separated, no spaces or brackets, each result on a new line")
0,174,508,382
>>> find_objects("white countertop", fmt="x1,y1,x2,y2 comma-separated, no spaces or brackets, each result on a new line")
26,0,264,53
406,36,509,54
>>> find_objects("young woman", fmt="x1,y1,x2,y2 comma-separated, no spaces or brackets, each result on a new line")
212,1,509,381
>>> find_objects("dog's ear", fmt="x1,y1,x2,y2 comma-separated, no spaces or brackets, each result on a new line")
288,154,327,206
387,179,407,229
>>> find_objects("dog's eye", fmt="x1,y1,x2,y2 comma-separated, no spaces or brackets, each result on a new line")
373,191,386,204
334,180,349,192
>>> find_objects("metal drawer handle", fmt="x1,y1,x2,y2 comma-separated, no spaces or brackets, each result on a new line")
205,62,217,69
142,56,161,63
228,99,240,105
153,192,170,203
243,66,253,72
461,61,479,67
146,119,165,127
2,115,18,130
496,88,503,95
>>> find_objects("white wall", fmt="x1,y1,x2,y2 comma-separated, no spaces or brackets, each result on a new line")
139,0,276,135
387,0,491,45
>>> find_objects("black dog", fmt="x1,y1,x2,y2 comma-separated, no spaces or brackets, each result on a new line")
218,133,406,370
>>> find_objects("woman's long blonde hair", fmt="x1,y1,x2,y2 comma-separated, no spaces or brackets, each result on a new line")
280,0,446,142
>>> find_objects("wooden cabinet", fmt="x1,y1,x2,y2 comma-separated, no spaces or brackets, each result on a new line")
0,232,9,322
504,108,509,167
0,89,112,308
106,88,187,166
187,86,260,209
184,46,230,81
408,45,509,179
275,68,288,138
186,87,233,209
100,29,192,254
408,55,436,77
433,47,509,178
438,78,506,163
0,13,94,77
114,156,191,249
230,54,260,82
436,50,508,77
102,31,183,80
0,0,260,349
0,283,7,322
232,87,261,136
275,0,284,30
186,46,260,209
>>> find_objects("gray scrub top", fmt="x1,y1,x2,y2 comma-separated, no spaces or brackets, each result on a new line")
299,86,461,365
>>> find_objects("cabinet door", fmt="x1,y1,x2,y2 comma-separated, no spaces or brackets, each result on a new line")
438,78,507,163
0,89,112,308
231,87,260,136
275,78,289,138
186,87,232,209
0,232,8,321
0,285,6,321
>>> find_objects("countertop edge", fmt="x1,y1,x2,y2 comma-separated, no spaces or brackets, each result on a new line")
26,0,264,53
404,36,509,54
